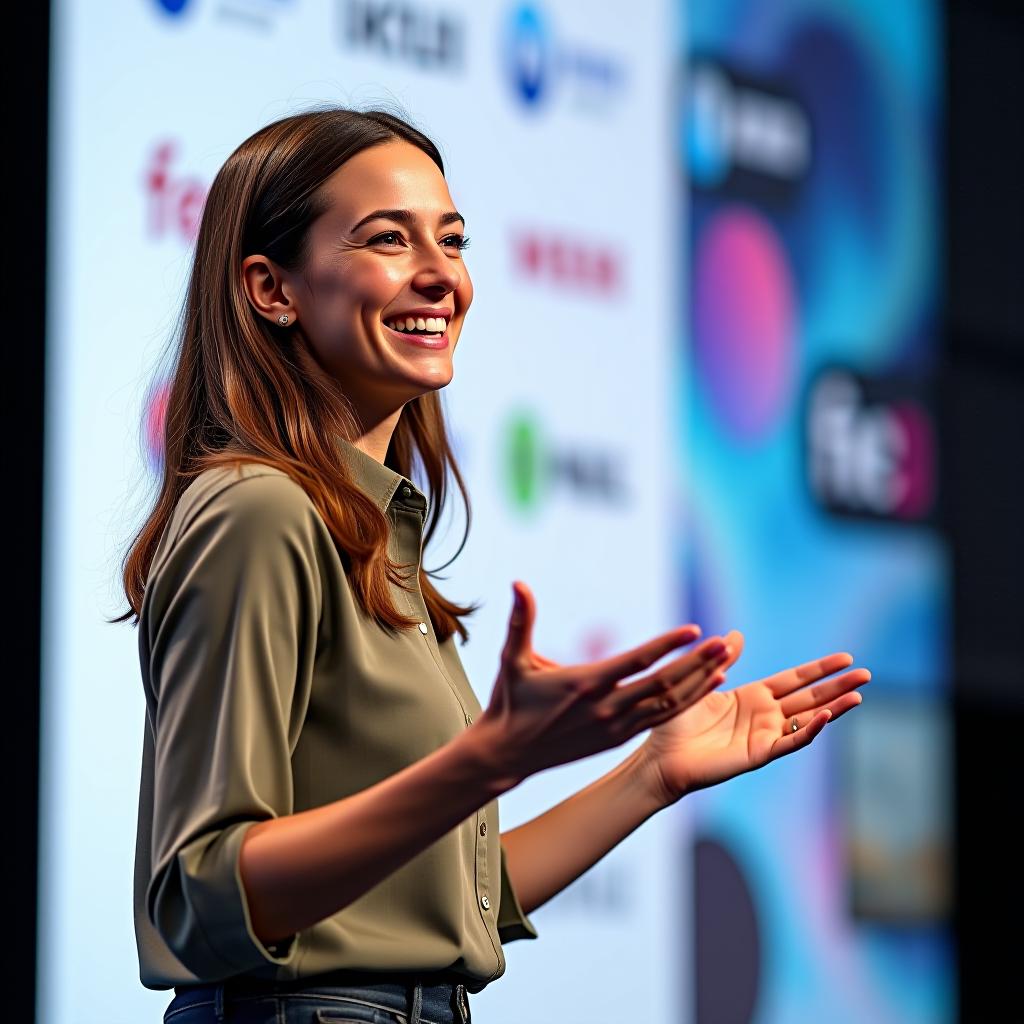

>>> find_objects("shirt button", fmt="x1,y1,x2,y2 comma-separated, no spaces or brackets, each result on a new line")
418,622,429,634
401,486,412,498
479,821,487,836
480,895,490,911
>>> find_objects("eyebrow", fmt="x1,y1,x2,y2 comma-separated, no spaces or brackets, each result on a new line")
349,208,466,233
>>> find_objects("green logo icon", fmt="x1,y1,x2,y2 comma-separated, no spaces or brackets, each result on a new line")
505,413,546,511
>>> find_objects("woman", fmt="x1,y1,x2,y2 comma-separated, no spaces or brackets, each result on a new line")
118,107,868,1024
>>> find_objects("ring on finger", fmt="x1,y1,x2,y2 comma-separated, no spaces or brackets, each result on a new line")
789,716,799,733
658,696,673,712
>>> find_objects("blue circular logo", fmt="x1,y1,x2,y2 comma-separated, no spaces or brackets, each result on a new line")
504,4,551,107
154,0,191,15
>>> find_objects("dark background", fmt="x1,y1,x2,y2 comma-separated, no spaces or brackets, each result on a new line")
944,0,1024,1016
7,1,1022,1019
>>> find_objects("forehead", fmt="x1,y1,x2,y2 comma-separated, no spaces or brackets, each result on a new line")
319,140,454,221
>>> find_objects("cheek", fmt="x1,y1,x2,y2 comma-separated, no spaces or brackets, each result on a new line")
307,256,400,313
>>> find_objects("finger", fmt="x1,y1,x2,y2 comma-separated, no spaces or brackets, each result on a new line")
769,707,833,760
779,668,871,718
500,581,535,672
588,624,703,691
722,630,745,669
615,637,729,708
817,691,864,722
765,652,856,699
628,668,727,732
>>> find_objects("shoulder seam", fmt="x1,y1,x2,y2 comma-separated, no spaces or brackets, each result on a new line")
173,470,316,552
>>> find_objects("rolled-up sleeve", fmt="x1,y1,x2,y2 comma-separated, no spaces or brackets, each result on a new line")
496,841,539,942
142,472,322,977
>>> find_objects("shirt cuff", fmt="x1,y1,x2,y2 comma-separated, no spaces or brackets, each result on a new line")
161,820,301,975
496,842,539,943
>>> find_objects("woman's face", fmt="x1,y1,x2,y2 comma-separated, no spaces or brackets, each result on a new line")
246,139,473,427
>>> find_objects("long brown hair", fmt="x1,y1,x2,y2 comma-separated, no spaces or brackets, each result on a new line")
113,106,479,643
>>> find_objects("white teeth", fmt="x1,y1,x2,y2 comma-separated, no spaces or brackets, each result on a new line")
386,316,448,334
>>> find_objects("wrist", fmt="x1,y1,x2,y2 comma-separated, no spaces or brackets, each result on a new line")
632,740,687,810
455,715,525,798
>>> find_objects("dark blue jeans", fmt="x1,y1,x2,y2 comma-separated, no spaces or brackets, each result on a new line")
162,971,472,1024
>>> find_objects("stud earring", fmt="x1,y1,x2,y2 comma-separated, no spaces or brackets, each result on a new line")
278,314,290,325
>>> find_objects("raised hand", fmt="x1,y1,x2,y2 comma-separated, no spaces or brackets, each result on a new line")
638,631,870,805
474,581,734,787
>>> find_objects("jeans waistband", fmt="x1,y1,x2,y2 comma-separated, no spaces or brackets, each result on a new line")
169,969,472,1024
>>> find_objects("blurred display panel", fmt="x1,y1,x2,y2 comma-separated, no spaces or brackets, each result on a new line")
681,1,953,1022
39,2,678,1022
844,697,952,922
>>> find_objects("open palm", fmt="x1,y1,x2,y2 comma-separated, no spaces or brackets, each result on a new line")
641,631,870,803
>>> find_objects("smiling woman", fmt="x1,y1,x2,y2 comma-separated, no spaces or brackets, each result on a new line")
112,105,868,1024
118,108,478,646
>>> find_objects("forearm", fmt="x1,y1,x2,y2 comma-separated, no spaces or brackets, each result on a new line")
500,745,668,915
239,724,516,945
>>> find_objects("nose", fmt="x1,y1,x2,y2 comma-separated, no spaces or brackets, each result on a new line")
410,246,462,299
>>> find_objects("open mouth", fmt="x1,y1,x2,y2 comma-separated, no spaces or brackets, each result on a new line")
384,315,448,339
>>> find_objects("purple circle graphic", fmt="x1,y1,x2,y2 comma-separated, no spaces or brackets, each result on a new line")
693,207,796,442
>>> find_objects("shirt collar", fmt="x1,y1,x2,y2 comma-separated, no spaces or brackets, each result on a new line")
335,435,427,514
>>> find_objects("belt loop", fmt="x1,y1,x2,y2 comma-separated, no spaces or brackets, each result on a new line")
410,978,423,1024
457,982,471,1023
214,982,225,1022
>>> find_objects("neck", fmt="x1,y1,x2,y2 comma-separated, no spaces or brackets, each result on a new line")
350,407,403,465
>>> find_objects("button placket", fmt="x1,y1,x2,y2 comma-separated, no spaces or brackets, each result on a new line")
389,506,474,726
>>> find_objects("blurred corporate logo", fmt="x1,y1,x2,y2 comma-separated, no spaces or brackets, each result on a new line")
686,61,811,199
339,0,464,71
502,412,628,514
500,3,626,114
218,0,297,30
551,859,632,916
804,368,937,523
150,0,298,28
143,140,209,244
510,229,622,297
152,0,192,15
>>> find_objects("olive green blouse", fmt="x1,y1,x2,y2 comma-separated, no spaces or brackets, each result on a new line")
132,437,537,993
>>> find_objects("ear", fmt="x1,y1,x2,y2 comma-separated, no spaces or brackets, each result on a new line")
240,253,299,327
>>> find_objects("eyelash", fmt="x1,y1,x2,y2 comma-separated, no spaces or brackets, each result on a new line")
369,231,471,251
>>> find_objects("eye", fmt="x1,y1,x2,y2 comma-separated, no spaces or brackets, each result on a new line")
368,231,405,246
441,234,472,251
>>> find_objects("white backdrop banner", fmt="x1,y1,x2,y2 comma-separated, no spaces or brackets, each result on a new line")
40,1,683,1022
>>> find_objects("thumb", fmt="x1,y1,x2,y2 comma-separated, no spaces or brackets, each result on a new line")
501,581,533,669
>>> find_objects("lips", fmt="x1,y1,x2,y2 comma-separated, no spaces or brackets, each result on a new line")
383,320,450,350
385,307,454,321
